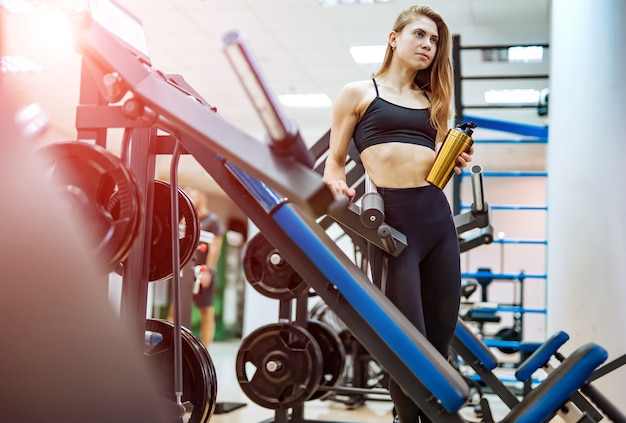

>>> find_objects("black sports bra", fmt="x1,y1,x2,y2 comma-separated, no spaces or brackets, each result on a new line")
353,79,437,154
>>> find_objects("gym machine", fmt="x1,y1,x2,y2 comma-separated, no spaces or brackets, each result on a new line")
64,1,614,422
452,318,626,422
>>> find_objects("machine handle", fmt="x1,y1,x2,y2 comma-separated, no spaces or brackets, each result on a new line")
470,165,486,213
360,173,384,228
378,224,397,255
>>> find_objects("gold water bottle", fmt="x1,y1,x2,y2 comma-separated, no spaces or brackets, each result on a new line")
426,122,476,189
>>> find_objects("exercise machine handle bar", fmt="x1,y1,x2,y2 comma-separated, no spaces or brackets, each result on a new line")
362,173,397,253
360,173,385,229
454,164,492,250
221,31,314,169
470,164,486,213
327,174,407,257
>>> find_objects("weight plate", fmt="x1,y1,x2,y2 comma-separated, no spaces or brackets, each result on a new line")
106,168,143,268
148,180,200,281
494,327,522,354
236,323,323,409
309,301,351,343
145,319,217,423
242,232,309,300
179,325,218,419
39,141,142,271
306,320,346,401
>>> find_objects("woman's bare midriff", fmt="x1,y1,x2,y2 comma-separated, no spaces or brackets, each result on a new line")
360,142,436,188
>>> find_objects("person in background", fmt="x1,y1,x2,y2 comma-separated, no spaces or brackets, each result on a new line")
323,5,473,423
170,187,224,350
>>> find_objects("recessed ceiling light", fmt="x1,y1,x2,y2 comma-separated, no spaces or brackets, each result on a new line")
278,93,332,108
508,46,543,63
0,0,36,13
349,45,386,64
0,55,42,73
15,102,49,138
0,0,83,13
320,0,390,5
484,89,540,105
481,46,544,63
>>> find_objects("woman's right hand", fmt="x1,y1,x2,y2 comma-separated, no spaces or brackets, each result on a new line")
325,179,356,200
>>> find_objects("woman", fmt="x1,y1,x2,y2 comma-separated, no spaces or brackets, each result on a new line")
323,6,473,423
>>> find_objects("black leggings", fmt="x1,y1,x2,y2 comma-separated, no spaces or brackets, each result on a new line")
369,185,461,423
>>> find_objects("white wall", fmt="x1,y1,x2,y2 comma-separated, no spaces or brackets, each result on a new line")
546,0,626,405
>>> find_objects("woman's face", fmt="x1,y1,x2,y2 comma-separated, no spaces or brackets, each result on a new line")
393,15,439,70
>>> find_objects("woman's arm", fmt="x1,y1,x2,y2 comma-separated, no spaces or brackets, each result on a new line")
323,82,364,199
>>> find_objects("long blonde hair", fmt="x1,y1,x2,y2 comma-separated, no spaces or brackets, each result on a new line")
374,5,454,142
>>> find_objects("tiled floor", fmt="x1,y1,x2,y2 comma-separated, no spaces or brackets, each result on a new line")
205,339,513,423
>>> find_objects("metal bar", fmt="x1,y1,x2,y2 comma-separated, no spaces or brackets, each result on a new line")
76,58,108,145
462,74,549,80
453,35,464,126
119,127,156,340
364,173,374,194
461,171,548,177
580,383,626,423
315,385,390,396
453,166,491,238
169,142,185,408
473,138,548,144
450,336,521,409
221,31,314,169
459,226,493,253
486,306,547,314
71,17,333,217
76,105,147,129
460,43,550,50
461,204,548,211
462,115,548,138
463,104,540,109
469,165,485,213
588,353,626,383
482,340,523,349
492,239,548,245
326,201,407,256
309,129,331,161
462,271,547,280
452,34,463,216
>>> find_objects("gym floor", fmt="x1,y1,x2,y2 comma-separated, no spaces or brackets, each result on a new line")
205,339,565,423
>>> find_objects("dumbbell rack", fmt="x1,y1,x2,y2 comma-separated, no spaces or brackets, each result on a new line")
71,4,217,421
75,52,206,422
74,58,159,341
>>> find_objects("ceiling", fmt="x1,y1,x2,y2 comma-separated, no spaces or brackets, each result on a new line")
2,0,551,200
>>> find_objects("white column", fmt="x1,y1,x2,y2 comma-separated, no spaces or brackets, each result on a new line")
548,0,626,404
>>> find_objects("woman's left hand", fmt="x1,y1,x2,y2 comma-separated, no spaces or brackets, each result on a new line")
454,145,474,174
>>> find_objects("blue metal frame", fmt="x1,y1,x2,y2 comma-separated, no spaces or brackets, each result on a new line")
463,115,549,138
473,138,548,144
